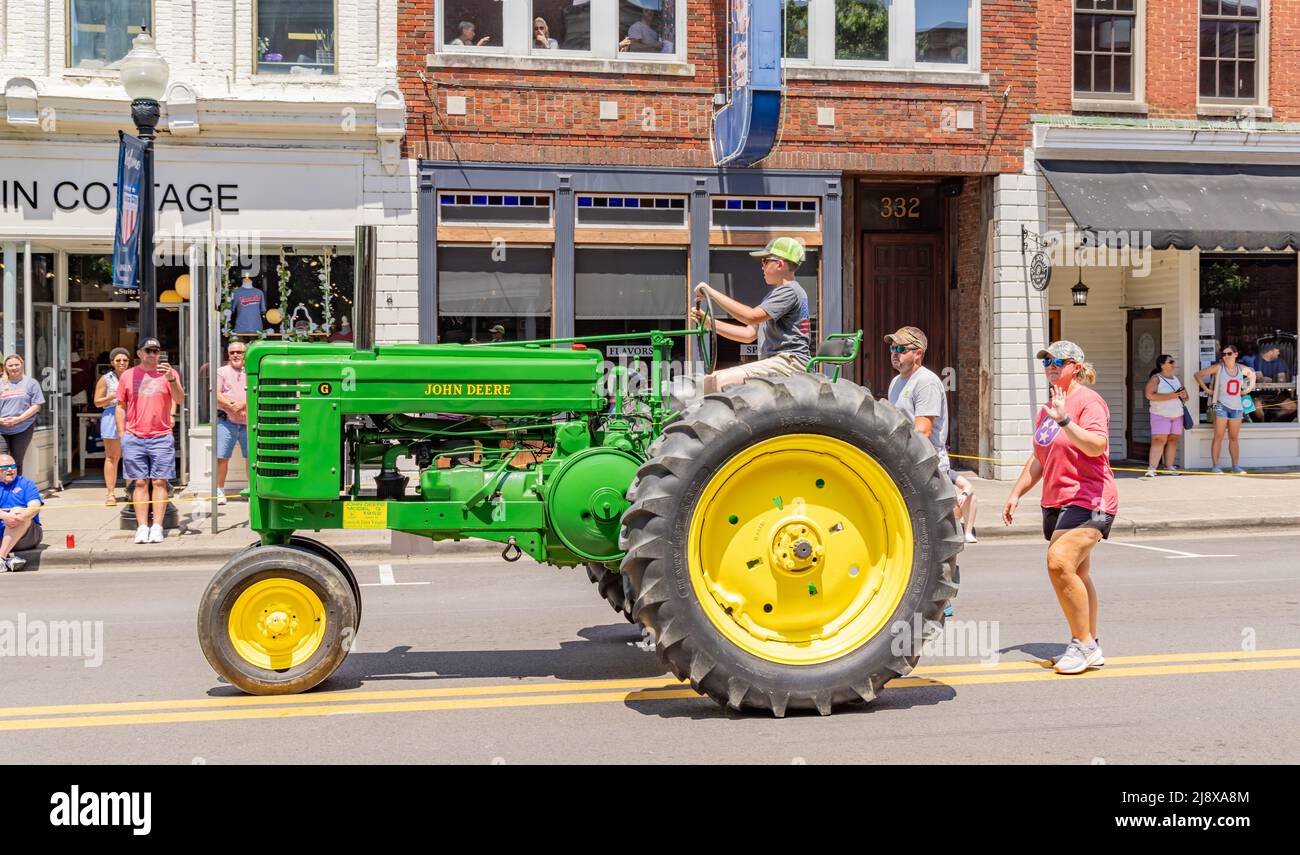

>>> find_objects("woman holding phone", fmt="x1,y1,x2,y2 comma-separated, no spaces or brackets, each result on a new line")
1002,341,1118,675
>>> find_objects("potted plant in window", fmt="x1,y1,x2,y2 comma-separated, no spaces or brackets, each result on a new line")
314,29,334,68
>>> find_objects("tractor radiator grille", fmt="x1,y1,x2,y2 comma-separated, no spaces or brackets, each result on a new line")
254,379,304,478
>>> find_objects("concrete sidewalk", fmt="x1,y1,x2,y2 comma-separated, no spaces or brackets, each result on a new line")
11,464,1300,571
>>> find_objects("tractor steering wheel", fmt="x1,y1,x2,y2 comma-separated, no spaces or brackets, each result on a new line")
695,291,718,375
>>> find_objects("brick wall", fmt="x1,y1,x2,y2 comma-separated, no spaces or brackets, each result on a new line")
955,175,986,460
1041,0,1299,121
402,0,1036,174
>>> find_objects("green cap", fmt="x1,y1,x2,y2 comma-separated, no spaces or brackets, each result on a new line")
749,236,806,267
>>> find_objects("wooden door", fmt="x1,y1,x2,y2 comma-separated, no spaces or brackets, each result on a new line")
1126,308,1162,461
859,234,946,397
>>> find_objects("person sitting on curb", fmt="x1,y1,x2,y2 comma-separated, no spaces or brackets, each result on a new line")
0,452,43,572
689,236,812,394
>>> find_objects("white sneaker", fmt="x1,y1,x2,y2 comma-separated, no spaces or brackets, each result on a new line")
217,488,227,505
134,525,151,544
964,528,978,544
1142,469,1156,478
148,524,165,543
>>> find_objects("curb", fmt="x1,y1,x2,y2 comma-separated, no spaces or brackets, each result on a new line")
19,537,502,572
971,514,1300,542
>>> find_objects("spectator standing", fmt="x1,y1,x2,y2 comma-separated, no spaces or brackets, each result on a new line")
94,347,132,505
116,338,184,544
215,342,249,505
1002,341,1117,675
0,355,45,476
1195,345,1256,474
0,453,43,571
1143,354,1188,477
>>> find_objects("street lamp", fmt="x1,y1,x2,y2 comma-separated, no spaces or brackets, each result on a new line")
1071,269,1090,307
120,32,169,341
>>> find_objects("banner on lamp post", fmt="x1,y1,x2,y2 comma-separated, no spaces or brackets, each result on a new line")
112,131,146,291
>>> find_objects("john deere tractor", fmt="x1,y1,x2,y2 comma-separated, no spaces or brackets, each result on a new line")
197,228,960,716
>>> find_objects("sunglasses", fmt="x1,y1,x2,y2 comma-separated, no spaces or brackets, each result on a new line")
228,350,246,356
143,348,161,354
759,257,782,266
888,344,917,354
0,464,16,471
1222,351,1237,356
1041,357,1075,368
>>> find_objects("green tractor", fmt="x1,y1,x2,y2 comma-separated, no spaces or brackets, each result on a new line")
198,229,961,716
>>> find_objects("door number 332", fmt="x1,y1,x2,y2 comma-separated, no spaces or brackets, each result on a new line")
880,197,921,219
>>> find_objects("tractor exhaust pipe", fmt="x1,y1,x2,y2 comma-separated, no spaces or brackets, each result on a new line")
353,224,377,353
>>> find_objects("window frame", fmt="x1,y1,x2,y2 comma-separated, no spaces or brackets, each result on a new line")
65,0,156,71
1198,0,1266,106
786,0,981,75
252,0,340,77
434,0,687,64
1072,0,1143,104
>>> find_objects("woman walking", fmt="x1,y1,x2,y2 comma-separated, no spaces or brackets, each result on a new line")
1002,341,1117,675
94,348,132,505
1144,354,1188,477
0,355,45,476
1195,345,1256,474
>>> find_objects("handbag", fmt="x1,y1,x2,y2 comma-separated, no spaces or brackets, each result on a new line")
1182,404,1195,430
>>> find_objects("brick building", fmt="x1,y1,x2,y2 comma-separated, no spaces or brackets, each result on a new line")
1020,1,1300,475
397,0,1041,470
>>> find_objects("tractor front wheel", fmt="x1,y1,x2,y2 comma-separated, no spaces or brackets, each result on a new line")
198,546,359,695
620,373,961,716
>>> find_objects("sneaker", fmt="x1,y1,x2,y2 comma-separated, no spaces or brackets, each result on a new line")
1142,469,1156,478
1054,639,1104,675
148,524,165,544
964,528,978,544
134,525,150,544
1232,466,1248,475
217,488,227,506
1211,466,1224,474
1165,465,1182,476
1053,637,1103,666
0,555,14,572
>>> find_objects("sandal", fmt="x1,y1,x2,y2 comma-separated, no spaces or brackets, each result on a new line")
105,493,117,506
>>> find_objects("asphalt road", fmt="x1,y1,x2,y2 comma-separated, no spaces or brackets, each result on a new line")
1,532,1297,764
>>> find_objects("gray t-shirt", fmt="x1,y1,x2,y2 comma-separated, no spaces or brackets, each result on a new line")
887,366,949,469
0,377,45,435
756,281,812,364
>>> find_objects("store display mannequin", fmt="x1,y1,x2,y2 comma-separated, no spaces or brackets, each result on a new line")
231,275,267,335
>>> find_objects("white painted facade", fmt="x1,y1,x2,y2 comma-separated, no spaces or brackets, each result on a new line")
0,1,409,492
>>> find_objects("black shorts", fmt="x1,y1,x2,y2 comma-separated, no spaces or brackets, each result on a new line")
1042,506,1113,542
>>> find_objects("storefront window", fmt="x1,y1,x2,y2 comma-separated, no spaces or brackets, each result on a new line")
709,248,820,368
1200,255,1297,424
437,245,553,343
575,247,687,362
223,251,355,341
68,254,139,304
68,0,152,69
836,0,890,62
257,0,337,75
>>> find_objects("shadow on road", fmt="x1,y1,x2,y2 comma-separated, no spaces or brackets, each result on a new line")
998,641,1067,661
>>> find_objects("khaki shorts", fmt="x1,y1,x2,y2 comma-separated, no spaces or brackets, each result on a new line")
724,352,805,383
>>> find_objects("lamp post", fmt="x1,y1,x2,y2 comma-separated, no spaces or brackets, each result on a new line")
120,33,169,342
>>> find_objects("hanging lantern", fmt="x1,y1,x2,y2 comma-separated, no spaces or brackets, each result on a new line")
1071,270,1089,307
174,274,192,300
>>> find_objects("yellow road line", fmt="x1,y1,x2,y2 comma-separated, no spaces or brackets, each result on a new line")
3,647,1294,720
0,658,1296,733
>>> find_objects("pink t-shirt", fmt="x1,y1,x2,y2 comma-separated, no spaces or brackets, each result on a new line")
116,366,179,439
217,364,248,426
1032,385,1119,515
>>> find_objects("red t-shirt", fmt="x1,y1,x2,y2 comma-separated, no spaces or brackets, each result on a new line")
116,367,179,439
1033,385,1119,515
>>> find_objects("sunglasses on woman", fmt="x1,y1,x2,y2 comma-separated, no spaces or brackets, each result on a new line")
1041,357,1075,368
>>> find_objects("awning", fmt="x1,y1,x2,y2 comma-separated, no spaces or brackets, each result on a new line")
1038,159,1300,251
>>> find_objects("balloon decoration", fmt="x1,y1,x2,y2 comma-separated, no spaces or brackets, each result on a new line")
264,307,283,326
159,289,183,304
173,273,191,300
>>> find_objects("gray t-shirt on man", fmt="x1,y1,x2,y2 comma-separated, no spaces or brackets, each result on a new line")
887,365,949,470
756,281,812,364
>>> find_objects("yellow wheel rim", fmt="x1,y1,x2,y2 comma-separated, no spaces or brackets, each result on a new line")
227,578,327,670
687,434,914,666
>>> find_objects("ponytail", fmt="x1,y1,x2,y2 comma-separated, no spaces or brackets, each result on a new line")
1077,362,1097,385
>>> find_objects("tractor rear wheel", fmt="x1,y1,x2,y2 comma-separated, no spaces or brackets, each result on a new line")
585,562,632,621
198,546,359,695
620,373,961,716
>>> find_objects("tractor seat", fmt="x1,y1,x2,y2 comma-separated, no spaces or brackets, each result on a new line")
815,338,854,359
